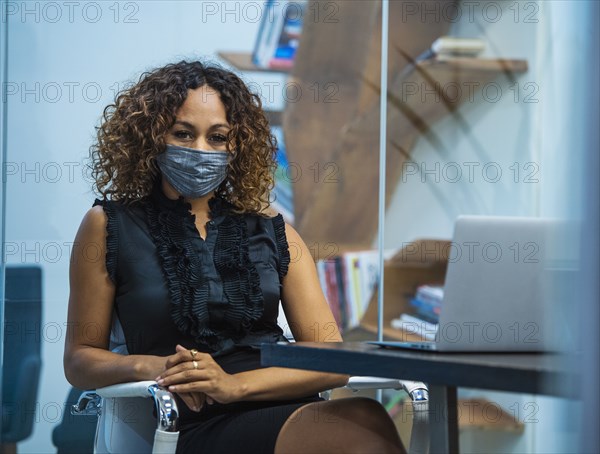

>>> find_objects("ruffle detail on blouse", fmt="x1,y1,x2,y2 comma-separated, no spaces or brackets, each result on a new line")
213,214,264,333
92,199,119,285
142,182,265,351
272,214,290,281
142,196,217,348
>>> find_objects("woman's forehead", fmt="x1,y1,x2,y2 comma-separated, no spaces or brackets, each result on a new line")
173,85,227,125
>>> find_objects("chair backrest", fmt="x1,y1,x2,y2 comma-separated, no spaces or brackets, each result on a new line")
2,265,43,443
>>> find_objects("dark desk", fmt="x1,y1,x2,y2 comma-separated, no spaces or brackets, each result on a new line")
261,342,578,453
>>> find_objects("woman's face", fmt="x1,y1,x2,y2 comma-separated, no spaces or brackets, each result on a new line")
165,84,231,152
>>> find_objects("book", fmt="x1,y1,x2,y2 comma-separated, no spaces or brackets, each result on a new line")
252,1,307,69
314,249,397,331
416,284,444,302
344,254,362,327
416,36,485,63
334,256,348,329
268,1,306,69
391,313,438,340
431,36,485,57
409,297,441,323
324,259,342,329
252,0,275,66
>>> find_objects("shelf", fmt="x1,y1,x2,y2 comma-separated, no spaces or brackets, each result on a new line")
456,398,525,432
217,52,291,74
397,56,529,111
390,397,524,436
413,56,528,75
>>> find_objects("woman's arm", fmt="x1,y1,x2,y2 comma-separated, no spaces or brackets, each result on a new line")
63,206,170,390
156,222,350,402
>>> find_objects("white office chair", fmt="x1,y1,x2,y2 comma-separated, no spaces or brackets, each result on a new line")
72,378,429,454
72,314,430,454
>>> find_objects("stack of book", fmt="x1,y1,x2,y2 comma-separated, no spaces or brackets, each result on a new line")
416,36,485,62
253,1,307,69
316,250,385,332
391,285,443,340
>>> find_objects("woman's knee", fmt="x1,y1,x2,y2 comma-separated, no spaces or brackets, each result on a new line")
275,398,405,454
327,397,393,425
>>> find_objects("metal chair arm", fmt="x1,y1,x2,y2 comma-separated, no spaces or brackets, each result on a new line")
71,381,179,433
345,377,429,402
71,390,102,416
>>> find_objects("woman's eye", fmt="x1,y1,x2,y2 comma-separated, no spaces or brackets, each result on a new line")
174,130,192,139
210,134,227,143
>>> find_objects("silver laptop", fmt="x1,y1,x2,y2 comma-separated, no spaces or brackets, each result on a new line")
369,215,578,352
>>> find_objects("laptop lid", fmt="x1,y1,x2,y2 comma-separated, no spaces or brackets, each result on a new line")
435,215,577,352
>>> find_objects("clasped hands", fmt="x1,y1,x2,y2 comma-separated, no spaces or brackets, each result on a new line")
155,344,244,413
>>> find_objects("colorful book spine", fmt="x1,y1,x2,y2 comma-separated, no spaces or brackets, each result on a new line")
334,256,348,329
409,297,441,323
252,1,307,69
324,259,342,329
268,1,306,68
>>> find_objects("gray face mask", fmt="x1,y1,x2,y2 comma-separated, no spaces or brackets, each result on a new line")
156,144,231,199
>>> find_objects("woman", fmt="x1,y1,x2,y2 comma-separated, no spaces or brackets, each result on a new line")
63,59,405,454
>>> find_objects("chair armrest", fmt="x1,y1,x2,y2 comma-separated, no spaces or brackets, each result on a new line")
345,377,429,402
95,380,160,399
71,390,102,416
72,381,179,434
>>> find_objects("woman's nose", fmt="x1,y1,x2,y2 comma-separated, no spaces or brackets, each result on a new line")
190,137,212,151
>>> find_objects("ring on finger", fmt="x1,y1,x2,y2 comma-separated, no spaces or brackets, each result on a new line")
192,360,199,370
190,348,199,358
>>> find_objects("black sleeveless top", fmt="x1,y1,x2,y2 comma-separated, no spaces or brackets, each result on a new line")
92,180,291,365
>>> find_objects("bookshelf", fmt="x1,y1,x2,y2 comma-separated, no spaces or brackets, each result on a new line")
217,51,292,74
220,3,528,250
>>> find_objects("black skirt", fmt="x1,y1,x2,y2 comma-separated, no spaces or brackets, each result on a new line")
175,393,326,454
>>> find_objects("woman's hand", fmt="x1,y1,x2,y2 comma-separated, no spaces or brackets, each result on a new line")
135,353,208,412
176,391,207,413
155,345,245,405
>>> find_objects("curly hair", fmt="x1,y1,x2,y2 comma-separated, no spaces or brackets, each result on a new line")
89,59,278,214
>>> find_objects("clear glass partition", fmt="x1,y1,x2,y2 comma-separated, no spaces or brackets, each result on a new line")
0,1,597,452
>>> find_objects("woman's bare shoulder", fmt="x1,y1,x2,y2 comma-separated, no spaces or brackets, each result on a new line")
80,205,108,232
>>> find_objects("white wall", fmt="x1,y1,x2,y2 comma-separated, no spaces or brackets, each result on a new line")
4,1,283,451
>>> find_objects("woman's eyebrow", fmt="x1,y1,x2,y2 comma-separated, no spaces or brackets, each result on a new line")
210,123,231,130
173,120,230,130
173,120,197,130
